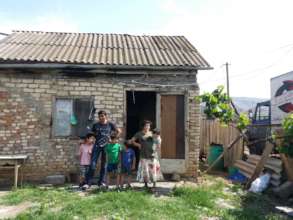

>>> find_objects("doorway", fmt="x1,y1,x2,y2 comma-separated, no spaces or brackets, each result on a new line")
126,91,157,139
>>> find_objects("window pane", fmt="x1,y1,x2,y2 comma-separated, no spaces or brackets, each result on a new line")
72,98,94,138
54,99,72,136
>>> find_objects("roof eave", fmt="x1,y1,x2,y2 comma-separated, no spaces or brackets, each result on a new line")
0,62,212,72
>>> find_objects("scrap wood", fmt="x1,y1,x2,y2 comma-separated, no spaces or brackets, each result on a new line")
245,141,275,189
264,164,282,174
266,158,283,167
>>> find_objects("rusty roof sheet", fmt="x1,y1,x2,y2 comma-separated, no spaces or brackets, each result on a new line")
0,31,211,70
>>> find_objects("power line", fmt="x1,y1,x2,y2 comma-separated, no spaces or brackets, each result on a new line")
199,44,293,85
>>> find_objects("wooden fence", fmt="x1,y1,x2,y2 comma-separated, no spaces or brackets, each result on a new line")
200,117,244,167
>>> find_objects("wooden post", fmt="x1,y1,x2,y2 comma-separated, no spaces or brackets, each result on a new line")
14,162,19,188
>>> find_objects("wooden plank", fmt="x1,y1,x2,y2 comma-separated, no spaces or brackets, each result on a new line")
245,141,275,188
234,160,255,175
266,158,282,167
161,95,177,159
264,164,282,173
247,155,261,165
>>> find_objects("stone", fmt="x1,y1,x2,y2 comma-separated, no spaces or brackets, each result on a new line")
45,175,66,185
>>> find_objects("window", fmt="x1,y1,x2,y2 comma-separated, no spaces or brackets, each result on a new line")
53,97,95,137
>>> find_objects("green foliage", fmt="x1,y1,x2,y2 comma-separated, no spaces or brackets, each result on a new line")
198,86,233,123
278,113,293,157
197,85,250,131
237,113,250,131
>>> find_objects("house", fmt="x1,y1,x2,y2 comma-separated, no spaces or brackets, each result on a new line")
0,31,211,183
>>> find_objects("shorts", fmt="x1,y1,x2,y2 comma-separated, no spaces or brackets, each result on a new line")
107,163,119,173
121,165,132,175
80,165,90,178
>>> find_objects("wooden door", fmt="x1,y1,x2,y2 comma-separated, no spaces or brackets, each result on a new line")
161,95,185,159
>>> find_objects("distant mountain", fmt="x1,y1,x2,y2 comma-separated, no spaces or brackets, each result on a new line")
232,97,268,113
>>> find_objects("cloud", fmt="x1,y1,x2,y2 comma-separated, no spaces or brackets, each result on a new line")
0,14,79,34
156,0,293,98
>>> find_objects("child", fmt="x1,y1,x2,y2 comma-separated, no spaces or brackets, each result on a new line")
131,120,155,189
120,140,135,188
105,133,121,189
79,133,95,189
151,129,164,187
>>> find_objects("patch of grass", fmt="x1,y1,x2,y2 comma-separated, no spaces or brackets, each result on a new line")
1,186,220,220
0,175,289,220
220,191,289,220
172,186,216,209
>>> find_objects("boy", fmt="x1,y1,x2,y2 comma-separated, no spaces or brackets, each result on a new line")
105,133,121,189
120,140,135,188
88,110,121,187
79,133,95,189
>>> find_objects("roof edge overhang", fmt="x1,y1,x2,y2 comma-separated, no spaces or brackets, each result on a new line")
0,62,213,72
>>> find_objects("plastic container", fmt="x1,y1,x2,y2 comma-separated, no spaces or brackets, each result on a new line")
207,144,224,171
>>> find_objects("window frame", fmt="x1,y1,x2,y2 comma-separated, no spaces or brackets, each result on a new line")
51,96,95,138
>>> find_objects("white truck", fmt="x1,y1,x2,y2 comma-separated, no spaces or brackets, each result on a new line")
271,71,293,125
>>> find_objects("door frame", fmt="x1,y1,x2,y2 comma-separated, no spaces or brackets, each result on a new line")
158,92,189,174
124,88,189,174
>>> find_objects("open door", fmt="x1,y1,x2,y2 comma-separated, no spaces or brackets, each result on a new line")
160,95,186,173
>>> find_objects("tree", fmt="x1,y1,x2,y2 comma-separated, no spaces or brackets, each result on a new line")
197,85,250,132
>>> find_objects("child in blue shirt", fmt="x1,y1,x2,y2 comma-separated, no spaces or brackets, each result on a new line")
120,140,135,188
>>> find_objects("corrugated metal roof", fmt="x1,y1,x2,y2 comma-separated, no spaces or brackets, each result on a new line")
0,31,211,70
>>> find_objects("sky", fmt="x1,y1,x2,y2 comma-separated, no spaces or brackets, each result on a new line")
1,0,293,99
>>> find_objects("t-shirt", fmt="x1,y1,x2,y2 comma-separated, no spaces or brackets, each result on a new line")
92,121,117,147
133,131,154,159
79,143,93,165
105,143,121,164
121,148,135,169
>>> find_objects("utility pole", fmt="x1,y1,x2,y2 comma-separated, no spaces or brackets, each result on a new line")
225,62,230,97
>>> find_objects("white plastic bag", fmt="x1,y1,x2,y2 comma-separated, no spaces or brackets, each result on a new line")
249,173,271,193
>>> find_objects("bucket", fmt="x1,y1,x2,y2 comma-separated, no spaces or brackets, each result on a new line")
207,144,224,171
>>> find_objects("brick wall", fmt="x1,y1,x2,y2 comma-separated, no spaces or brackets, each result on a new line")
0,69,200,183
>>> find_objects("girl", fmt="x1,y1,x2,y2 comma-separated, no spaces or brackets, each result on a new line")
79,133,95,189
